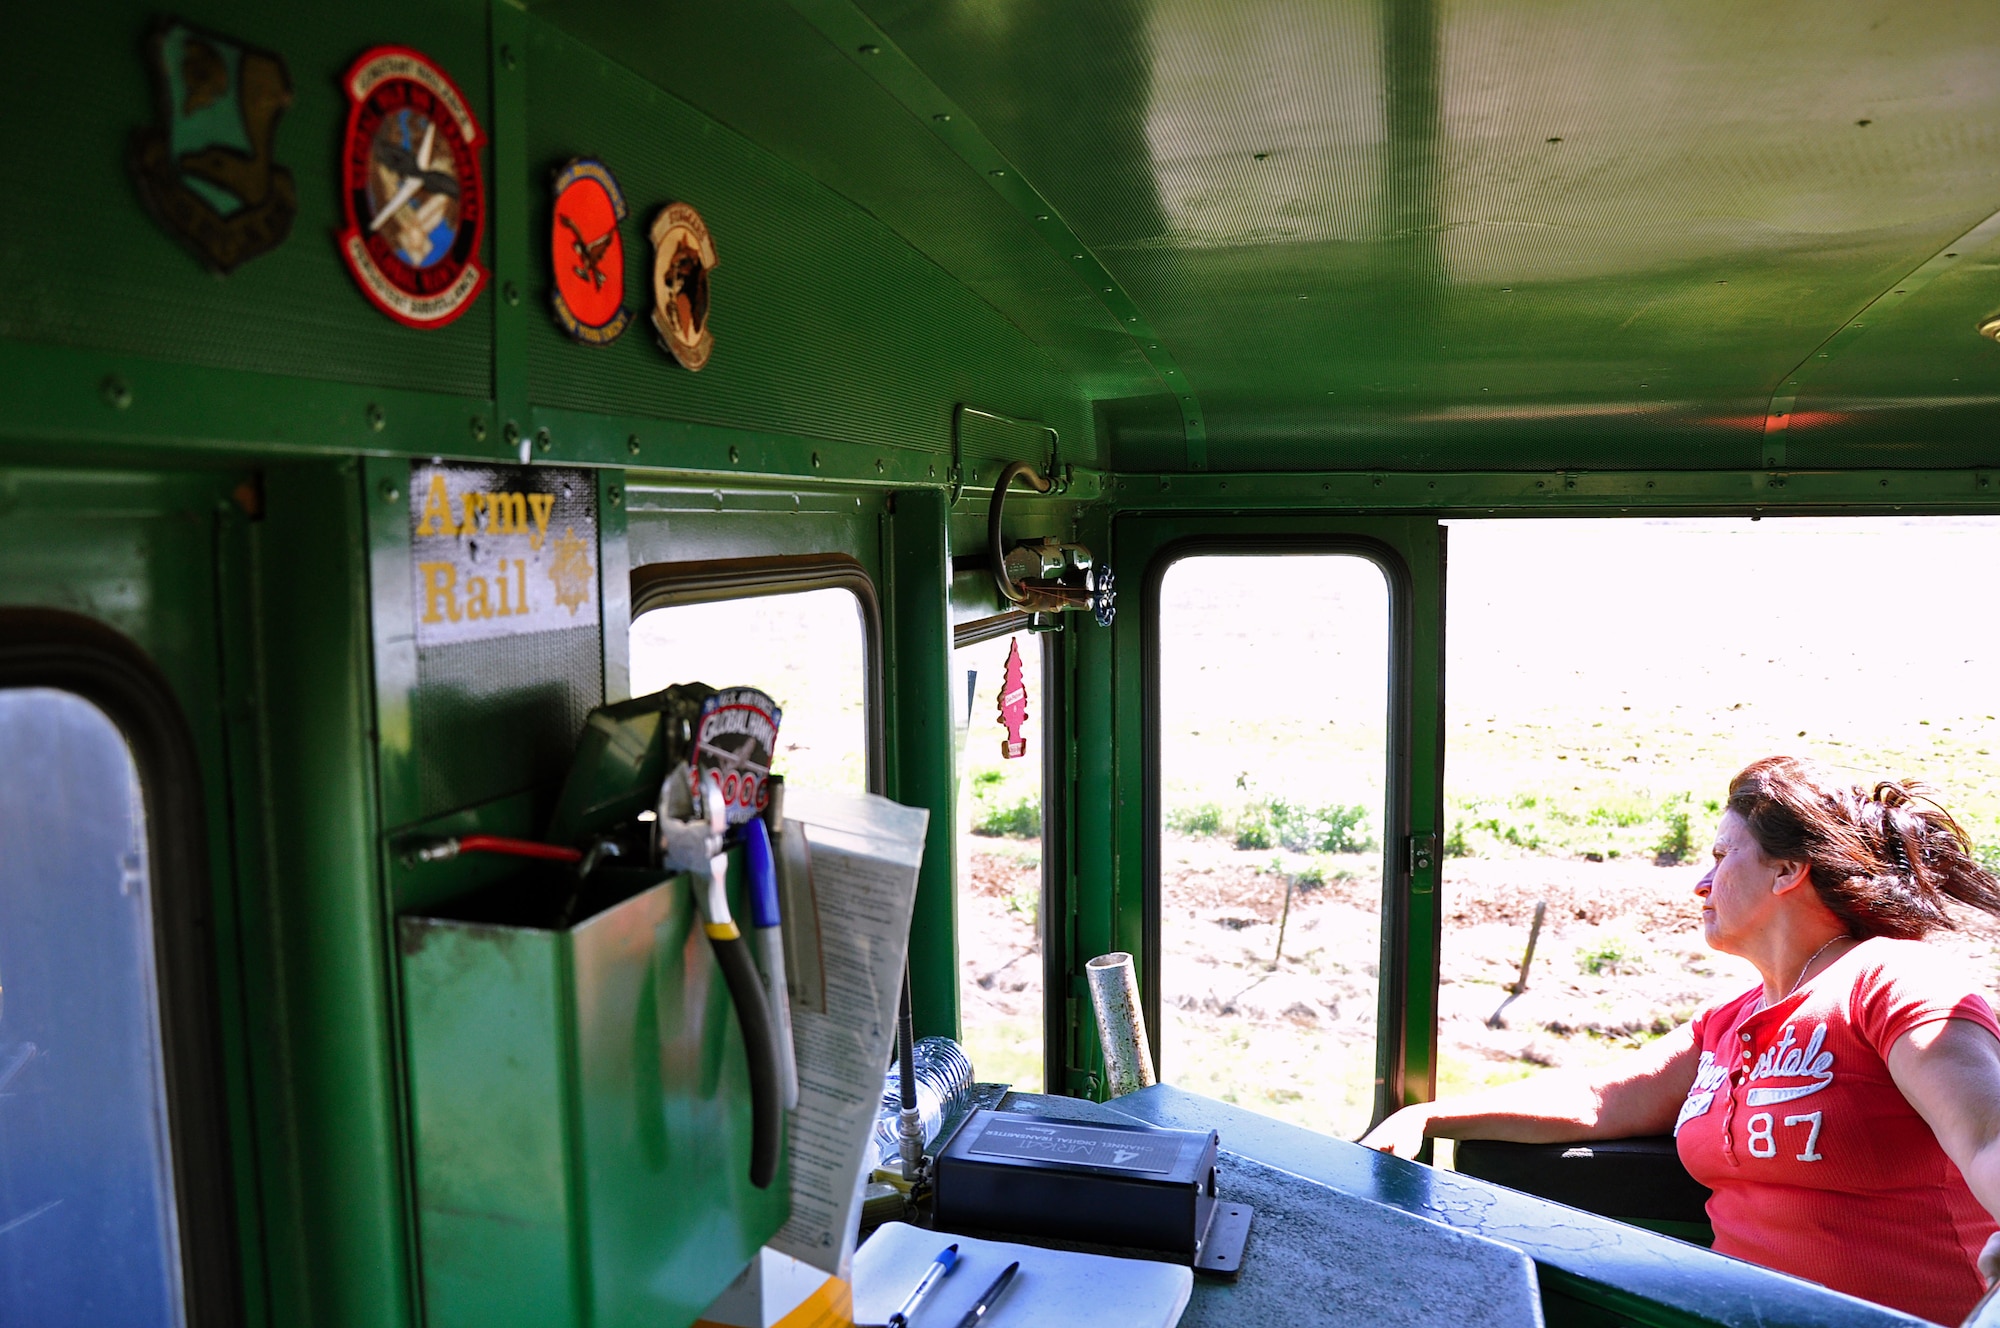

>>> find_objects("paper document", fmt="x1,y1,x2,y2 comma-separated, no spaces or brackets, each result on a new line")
852,1222,1192,1328
766,789,929,1275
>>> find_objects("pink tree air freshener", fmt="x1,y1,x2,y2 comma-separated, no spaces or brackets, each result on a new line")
997,637,1029,759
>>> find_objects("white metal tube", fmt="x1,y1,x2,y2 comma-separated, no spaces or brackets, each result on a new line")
1085,952,1157,1098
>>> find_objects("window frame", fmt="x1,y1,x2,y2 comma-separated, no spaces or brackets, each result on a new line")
1142,537,1421,1128
0,607,242,1328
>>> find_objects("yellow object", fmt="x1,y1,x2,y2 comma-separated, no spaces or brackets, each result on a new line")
705,920,742,941
693,1264,852,1328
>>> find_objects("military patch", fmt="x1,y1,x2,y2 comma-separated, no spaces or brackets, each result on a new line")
550,159,630,346
649,202,717,370
336,46,487,329
129,19,298,274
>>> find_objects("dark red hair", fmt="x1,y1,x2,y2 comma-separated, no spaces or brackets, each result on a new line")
1726,756,2000,939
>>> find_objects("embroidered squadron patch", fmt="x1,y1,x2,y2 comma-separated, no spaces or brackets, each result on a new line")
129,19,298,274
649,202,717,370
336,46,487,329
549,159,630,346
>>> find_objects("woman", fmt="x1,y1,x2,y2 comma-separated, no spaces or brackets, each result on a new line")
1363,757,2000,1324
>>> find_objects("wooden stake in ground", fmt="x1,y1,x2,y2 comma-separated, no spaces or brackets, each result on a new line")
1272,870,1295,968
1486,899,1547,1029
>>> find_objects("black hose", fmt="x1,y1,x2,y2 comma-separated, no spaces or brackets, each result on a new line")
988,461,1051,605
897,966,917,1113
709,930,783,1189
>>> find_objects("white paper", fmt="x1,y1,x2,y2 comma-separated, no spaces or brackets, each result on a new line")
852,1222,1193,1328
766,790,928,1275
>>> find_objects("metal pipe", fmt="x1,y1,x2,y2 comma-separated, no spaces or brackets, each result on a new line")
1085,952,1157,1098
987,461,1051,605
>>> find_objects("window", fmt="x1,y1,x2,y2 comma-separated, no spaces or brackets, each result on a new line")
630,585,872,796
1436,516,2000,1113
954,630,1046,1092
1155,555,1391,1140
0,688,186,1325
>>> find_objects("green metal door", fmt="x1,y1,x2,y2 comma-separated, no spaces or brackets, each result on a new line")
1057,512,1445,1129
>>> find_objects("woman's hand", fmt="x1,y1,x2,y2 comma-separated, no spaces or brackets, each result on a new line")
1981,1231,2000,1286
1360,1103,1435,1158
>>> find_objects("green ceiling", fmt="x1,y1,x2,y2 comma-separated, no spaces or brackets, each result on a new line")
542,0,2000,472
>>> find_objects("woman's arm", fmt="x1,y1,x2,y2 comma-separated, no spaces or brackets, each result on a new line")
1360,1022,1699,1156
1887,1019,2000,1283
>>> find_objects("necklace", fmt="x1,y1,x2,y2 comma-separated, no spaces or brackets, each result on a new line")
1762,935,1848,1011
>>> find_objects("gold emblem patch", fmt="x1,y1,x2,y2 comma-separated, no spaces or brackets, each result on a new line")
649,201,717,371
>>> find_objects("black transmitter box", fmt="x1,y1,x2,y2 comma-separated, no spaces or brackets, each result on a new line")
932,1110,1254,1277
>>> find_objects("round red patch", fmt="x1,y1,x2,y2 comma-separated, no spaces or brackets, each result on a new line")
549,159,630,345
335,47,486,329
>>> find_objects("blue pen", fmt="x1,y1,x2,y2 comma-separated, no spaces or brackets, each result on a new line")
741,817,799,1109
887,1244,959,1328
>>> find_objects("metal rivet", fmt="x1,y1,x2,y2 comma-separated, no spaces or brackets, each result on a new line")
500,45,517,69
470,416,488,441
100,375,132,410
627,434,641,455
1035,213,1049,221
502,421,520,445
1372,477,1383,487
379,479,401,503
858,43,880,54
536,428,552,453
1645,480,1656,489
1880,478,1890,487
1546,136,1562,143
1253,152,1269,160
811,452,822,469
728,444,740,463
1856,118,1871,127
928,464,937,477
504,282,520,306
608,485,623,506
875,458,886,473
366,402,385,432
989,168,1006,178
933,113,951,122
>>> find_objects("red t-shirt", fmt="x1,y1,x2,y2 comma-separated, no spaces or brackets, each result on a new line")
1675,937,2000,1324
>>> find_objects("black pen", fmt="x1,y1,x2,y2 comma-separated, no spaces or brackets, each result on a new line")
951,1260,1019,1328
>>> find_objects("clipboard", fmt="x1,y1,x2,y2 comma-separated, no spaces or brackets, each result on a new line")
851,1222,1192,1328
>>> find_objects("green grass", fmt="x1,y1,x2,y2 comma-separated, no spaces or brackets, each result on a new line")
959,1014,1043,1094
968,767,1041,839
1161,1013,1378,1141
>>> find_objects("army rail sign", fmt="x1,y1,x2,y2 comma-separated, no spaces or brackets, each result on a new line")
408,463,599,646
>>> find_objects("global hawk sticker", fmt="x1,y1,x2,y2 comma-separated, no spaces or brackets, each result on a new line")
549,159,630,345
337,46,487,329
692,687,783,825
129,19,298,274
649,202,717,370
